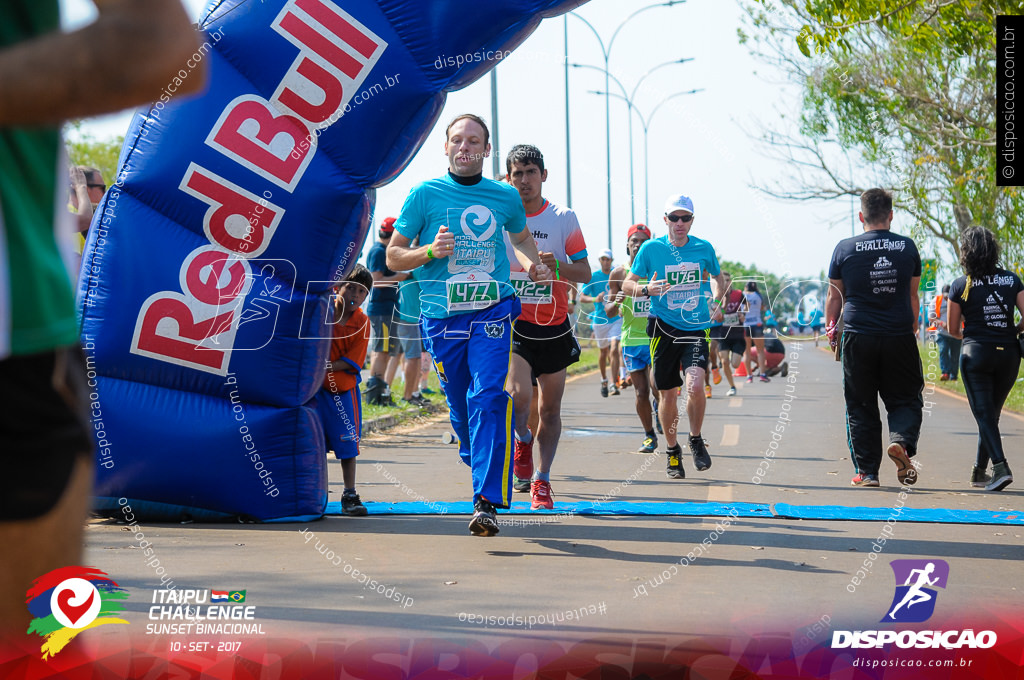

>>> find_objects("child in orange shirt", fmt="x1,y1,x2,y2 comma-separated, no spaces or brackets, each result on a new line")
316,265,373,516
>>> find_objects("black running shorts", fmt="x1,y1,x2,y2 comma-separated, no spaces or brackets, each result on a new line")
718,330,747,356
0,346,92,520
646,317,709,390
512,318,580,376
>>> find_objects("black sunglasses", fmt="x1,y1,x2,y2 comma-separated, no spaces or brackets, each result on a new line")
87,183,106,191
666,213,693,223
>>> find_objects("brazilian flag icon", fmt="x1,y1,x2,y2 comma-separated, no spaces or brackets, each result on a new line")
228,590,246,603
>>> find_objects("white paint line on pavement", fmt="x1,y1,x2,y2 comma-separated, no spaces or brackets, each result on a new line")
720,424,739,447
728,398,742,408
702,485,733,528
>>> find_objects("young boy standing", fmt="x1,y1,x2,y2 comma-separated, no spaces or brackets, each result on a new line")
317,265,373,516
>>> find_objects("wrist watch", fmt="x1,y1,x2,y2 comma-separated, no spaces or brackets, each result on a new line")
641,285,649,297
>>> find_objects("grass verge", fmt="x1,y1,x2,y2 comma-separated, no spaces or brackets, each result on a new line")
919,339,1024,414
362,345,603,429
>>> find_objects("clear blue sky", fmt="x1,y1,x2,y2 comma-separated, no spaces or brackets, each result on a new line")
64,0,863,281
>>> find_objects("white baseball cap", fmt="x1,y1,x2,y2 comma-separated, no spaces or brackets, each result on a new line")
664,194,694,215
598,248,614,260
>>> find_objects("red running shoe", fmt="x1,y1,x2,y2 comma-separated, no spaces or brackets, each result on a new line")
530,479,553,510
514,435,534,484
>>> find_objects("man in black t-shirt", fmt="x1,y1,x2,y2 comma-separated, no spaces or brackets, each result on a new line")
825,188,924,488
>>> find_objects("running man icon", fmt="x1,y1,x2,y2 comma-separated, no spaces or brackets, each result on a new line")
883,559,950,623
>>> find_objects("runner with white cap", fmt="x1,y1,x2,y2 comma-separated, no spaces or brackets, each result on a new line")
622,194,724,479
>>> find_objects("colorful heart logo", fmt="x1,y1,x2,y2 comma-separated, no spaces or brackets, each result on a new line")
56,588,95,626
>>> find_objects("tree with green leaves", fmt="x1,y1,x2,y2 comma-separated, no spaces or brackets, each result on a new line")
65,121,122,184
739,0,1024,274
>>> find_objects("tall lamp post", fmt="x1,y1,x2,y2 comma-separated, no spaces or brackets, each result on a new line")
593,88,705,224
571,58,692,224
568,1,685,250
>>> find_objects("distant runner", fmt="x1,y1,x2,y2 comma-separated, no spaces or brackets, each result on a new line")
607,223,659,453
581,249,622,397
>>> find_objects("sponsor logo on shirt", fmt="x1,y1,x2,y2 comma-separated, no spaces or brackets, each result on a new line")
856,239,906,252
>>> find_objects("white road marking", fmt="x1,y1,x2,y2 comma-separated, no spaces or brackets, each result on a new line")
720,424,739,447
729,398,742,408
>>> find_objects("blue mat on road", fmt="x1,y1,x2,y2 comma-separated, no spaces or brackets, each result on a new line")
772,503,1024,525
326,501,773,517
324,500,1024,525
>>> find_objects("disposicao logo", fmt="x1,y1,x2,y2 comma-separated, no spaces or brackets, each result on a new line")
26,567,129,659
832,559,997,650
882,559,948,623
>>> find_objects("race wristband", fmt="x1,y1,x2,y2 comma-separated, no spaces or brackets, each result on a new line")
426,245,434,260
555,260,560,280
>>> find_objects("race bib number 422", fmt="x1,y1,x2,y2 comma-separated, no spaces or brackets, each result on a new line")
510,271,552,305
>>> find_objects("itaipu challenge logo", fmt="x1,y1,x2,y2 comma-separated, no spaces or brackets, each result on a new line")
26,567,129,659
882,559,949,623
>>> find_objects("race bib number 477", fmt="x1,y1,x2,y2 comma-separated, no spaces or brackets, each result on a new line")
446,273,499,312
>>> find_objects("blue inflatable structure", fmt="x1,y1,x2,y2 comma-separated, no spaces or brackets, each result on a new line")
79,0,585,522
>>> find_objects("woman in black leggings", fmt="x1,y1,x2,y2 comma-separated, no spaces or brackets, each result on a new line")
947,227,1024,492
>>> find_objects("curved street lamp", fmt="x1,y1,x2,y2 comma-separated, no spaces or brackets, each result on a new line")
592,88,705,224
572,58,692,226
568,1,685,249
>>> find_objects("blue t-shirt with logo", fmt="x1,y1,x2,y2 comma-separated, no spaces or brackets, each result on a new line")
584,270,611,325
395,173,527,319
631,234,721,331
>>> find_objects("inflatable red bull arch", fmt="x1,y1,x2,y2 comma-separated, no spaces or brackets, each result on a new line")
78,0,584,522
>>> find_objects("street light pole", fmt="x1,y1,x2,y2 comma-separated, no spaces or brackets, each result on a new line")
564,16,572,207
490,69,500,179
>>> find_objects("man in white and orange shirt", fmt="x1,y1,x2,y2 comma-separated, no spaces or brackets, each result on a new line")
504,144,591,509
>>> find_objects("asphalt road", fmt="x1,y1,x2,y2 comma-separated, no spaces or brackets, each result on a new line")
82,340,1023,660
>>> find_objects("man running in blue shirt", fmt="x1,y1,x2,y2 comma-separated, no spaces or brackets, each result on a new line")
387,114,550,536
622,194,724,479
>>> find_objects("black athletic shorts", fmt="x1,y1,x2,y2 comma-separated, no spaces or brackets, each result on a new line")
0,346,92,520
512,318,580,376
718,328,747,356
646,317,709,390
745,324,764,339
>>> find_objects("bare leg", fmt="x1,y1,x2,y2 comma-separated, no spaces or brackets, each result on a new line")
659,387,681,448
718,349,737,389
527,385,540,436
508,353,533,440
0,455,91,632
341,457,357,489
610,340,621,385
631,368,654,432
753,337,767,375
535,371,567,475
684,367,707,436
402,355,421,400
384,351,401,385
